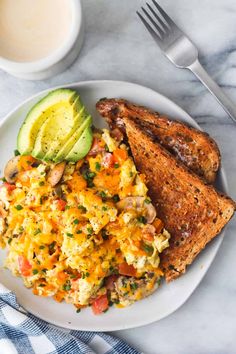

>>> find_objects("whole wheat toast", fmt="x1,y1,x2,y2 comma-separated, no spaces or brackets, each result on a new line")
123,116,235,281
96,98,220,183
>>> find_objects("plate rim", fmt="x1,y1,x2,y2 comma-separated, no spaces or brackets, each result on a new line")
0,79,228,331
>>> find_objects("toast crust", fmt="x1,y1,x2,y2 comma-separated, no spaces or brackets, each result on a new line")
96,98,221,184
123,116,235,282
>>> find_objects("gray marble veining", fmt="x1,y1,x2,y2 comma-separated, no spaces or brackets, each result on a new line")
0,1,235,353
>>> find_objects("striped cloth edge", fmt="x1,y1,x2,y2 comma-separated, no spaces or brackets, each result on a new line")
0,284,140,354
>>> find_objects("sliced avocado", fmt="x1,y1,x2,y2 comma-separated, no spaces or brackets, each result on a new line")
34,103,89,161
17,89,79,155
54,116,92,163
43,97,88,161
65,125,93,162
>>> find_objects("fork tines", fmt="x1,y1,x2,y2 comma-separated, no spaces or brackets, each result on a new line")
137,0,180,42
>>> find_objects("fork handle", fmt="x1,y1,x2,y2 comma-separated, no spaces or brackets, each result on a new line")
188,59,236,123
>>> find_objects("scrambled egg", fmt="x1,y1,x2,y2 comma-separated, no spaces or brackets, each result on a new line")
0,129,170,314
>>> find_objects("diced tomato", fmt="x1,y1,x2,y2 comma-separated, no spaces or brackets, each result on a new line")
88,138,105,156
118,262,137,277
105,275,119,290
113,148,128,164
56,199,67,211
102,153,114,168
153,218,164,234
2,182,16,192
92,294,109,315
18,256,32,276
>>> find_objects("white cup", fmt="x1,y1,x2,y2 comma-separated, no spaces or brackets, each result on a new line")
0,0,84,80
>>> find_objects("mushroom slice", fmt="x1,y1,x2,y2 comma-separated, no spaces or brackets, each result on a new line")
4,156,20,183
47,162,66,187
117,197,156,223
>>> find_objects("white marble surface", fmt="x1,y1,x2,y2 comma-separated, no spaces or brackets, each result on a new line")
0,0,236,353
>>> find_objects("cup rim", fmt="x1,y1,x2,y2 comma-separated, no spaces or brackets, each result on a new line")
0,0,82,74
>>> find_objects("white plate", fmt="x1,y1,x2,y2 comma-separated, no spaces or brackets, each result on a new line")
0,80,229,331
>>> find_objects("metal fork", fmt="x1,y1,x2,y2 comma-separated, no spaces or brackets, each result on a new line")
137,0,236,123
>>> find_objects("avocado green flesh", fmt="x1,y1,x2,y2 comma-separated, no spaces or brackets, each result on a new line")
65,126,93,162
54,116,92,163
41,105,88,161
17,89,78,155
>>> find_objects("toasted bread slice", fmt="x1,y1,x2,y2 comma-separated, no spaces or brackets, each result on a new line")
123,116,235,282
96,98,220,183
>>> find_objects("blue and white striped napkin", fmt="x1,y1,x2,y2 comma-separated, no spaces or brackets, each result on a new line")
0,284,140,354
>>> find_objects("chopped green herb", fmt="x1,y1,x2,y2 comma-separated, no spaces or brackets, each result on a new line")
49,241,56,252
82,169,96,187
105,144,109,152
14,149,20,156
39,245,45,250
42,269,47,273
39,283,46,287
70,274,78,279
112,194,120,203
78,205,87,213
39,181,45,186
137,216,147,224
15,205,23,211
73,219,79,225
144,198,151,204
76,230,82,234
1,177,7,182
102,206,108,211
8,238,12,244
95,162,101,171
34,228,41,235
88,172,96,179
114,163,119,169
87,180,94,188
130,282,138,290
65,205,71,210
66,233,73,238
81,271,90,279
129,172,134,177
76,308,81,313
63,281,71,291
32,269,38,275
39,195,47,205
19,226,24,232
156,278,161,286
142,243,154,255
87,227,93,235
99,191,107,200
